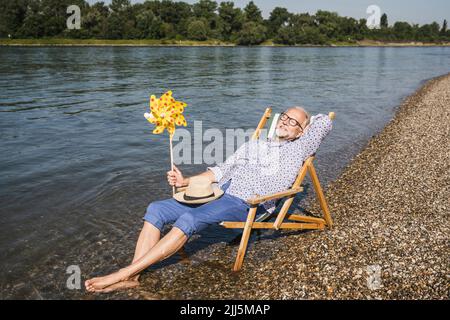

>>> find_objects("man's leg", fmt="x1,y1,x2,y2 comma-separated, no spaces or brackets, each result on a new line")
98,222,161,292
85,194,250,292
131,222,161,278
134,198,198,264
85,225,188,292
85,199,196,292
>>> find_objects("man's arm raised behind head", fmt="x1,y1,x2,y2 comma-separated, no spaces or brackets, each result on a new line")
298,113,333,157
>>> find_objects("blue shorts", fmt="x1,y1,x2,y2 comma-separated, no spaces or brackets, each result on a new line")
143,192,252,238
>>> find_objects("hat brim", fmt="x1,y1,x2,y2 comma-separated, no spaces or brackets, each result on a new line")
173,187,224,204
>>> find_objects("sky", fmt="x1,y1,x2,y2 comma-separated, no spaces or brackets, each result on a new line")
87,0,449,26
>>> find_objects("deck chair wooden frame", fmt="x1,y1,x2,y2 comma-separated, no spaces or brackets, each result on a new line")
220,107,335,271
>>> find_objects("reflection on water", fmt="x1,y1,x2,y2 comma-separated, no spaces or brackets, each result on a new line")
0,46,449,299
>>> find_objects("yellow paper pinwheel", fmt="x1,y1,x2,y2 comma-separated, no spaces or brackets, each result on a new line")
144,90,187,137
144,90,188,195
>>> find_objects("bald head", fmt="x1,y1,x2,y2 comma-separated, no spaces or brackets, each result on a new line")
287,106,310,129
275,106,310,141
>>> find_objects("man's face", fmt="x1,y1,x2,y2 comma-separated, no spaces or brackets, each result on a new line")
275,108,306,141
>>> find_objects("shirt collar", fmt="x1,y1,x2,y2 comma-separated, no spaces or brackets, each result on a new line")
266,137,293,147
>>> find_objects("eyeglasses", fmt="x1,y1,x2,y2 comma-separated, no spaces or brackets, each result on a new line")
279,112,304,131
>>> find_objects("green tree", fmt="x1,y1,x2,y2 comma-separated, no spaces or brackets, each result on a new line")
104,13,125,39
82,2,109,38
274,12,319,45
157,0,193,37
315,10,340,25
193,0,220,37
357,18,369,38
43,0,68,36
339,17,359,38
0,0,29,37
158,0,192,26
267,7,290,38
290,12,314,27
393,21,413,40
274,25,296,45
187,18,209,40
105,0,143,39
297,26,328,45
380,13,388,28
18,0,45,37
104,0,131,39
193,0,217,20
418,22,440,41
237,21,266,45
314,10,341,40
110,0,130,12
136,9,163,39
160,22,176,39
218,1,244,40
243,1,262,23
441,19,447,35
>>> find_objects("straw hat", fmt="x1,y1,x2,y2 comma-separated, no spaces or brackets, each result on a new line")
173,176,224,204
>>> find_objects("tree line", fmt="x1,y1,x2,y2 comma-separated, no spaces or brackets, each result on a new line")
1,0,449,45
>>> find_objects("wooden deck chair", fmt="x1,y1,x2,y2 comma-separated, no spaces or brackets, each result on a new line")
220,107,335,271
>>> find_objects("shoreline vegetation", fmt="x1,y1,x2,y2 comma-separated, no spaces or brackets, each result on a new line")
106,73,449,299
1,38,450,47
1,1,449,47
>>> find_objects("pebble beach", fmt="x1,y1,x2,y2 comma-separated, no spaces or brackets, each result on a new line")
102,72,450,300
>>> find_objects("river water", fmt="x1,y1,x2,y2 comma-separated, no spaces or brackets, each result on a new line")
0,46,449,299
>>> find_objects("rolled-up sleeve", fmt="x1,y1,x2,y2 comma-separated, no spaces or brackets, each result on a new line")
207,165,224,182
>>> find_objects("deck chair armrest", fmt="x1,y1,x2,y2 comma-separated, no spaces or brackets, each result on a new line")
246,187,303,206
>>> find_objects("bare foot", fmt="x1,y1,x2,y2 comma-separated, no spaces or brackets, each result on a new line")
85,270,128,292
95,280,140,293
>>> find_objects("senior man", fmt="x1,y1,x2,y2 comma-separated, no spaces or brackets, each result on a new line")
85,107,332,293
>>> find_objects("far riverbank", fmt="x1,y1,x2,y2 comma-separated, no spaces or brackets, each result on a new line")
1,38,450,47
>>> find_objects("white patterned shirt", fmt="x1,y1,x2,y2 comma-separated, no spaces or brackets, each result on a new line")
208,114,332,213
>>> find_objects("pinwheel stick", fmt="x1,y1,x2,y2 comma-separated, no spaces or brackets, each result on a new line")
169,134,175,195
145,90,188,196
